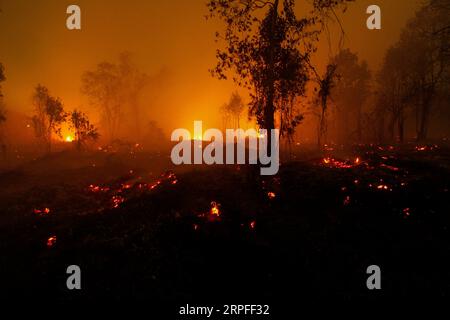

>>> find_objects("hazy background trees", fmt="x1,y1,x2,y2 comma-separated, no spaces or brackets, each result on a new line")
220,91,244,129
330,49,371,144
81,52,149,143
374,0,450,143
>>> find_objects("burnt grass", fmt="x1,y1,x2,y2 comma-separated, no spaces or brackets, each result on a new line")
0,146,450,304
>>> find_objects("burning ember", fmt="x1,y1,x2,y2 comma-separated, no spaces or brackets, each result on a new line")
403,207,411,217
250,220,256,229
415,145,438,152
47,236,57,248
34,207,51,215
321,157,363,169
111,195,125,208
343,196,351,206
88,184,110,192
376,184,390,191
210,201,220,216
267,192,276,199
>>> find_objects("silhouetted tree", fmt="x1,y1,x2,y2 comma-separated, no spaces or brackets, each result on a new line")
331,49,371,143
81,53,149,142
398,0,450,141
68,110,99,151
31,85,66,152
207,0,353,153
376,46,413,143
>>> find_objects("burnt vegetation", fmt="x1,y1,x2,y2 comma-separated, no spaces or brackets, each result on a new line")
0,0,450,304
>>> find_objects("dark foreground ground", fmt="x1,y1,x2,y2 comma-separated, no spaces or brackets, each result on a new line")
0,144,449,308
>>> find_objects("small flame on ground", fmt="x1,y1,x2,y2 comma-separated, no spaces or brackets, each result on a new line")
34,207,51,215
210,201,220,216
267,192,276,199
47,236,57,248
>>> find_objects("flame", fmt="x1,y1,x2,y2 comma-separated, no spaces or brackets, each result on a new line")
47,236,57,248
34,207,51,215
65,135,74,142
210,201,220,216
250,220,256,229
267,191,276,199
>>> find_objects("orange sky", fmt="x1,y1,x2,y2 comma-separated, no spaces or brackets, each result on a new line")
0,0,422,136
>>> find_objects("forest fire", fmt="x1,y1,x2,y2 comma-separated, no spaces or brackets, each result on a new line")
0,0,449,306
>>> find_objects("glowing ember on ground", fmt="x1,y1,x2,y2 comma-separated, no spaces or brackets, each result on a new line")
403,208,411,217
149,180,162,190
376,184,390,191
34,207,51,215
250,220,256,229
380,164,400,171
111,195,125,208
88,184,110,192
321,157,361,169
210,201,220,216
267,192,276,199
343,196,351,206
47,236,57,248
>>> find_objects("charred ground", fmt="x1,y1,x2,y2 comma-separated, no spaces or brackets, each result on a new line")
0,144,449,303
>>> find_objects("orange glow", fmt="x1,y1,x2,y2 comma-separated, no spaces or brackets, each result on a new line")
46,236,57,248
34,207,51,215
112,195,125,208
267,191,276,199
65,135,74,142
210,201,220,216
